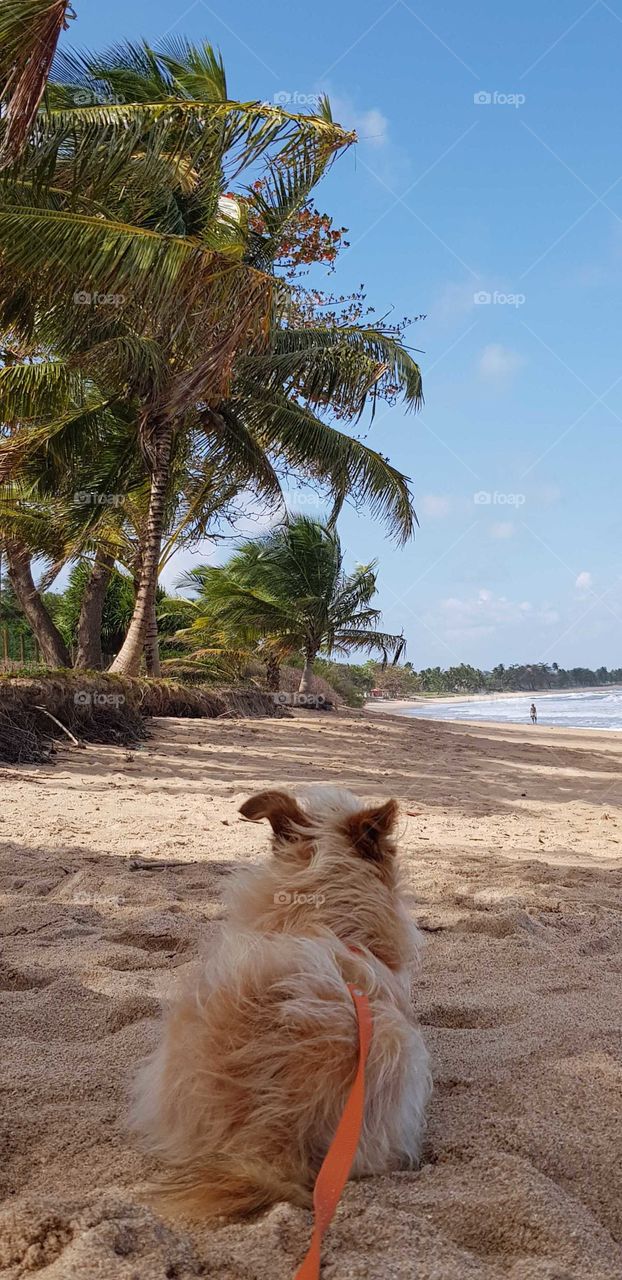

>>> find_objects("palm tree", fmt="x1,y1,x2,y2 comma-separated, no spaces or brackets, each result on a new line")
0,36,423,674
0,313,422,672
0,37,354,673
52,558,136,666
178,516,404,693
0,476,73,665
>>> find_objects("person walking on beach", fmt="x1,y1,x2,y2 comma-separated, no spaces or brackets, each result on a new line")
530,703,537,724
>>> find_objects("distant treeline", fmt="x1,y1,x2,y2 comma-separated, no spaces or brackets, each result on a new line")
310,659,622,706
1,580,618,709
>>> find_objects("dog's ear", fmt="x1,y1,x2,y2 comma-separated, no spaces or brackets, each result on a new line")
344,799,399,866
239,790,311,841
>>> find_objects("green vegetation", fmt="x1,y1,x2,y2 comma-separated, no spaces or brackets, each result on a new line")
328,660,622,705
176,517,403,693
0,15,423,684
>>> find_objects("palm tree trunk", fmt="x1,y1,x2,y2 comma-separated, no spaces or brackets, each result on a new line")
143,599,161,677
110,423,172,676
75,549,113,670
298,651,316,694
265,653,280,691
5,540,71,668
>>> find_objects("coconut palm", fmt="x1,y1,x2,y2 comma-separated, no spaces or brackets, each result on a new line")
178,515,404,693
0,36,423,674
0,37,354,673
0,474,73,665
0,305,422,671
0,403,245,670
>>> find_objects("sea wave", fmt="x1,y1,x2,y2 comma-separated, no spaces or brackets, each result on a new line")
399,689,622,731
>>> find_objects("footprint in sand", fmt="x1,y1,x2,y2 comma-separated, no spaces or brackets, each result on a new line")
0,966,54,992
105,995,160,1031
99,929,192,971
419,1002,515,1029
106,929,191,953
0,1208,75,1272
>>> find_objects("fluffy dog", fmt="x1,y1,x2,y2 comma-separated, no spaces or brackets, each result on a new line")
130,786,431,1218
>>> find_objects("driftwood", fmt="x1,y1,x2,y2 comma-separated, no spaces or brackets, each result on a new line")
128,856,198,872
34,706,83,747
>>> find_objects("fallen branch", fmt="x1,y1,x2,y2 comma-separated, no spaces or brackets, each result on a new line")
129,857,198,872
34,706,83,747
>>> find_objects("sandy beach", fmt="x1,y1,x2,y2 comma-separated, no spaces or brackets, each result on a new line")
2,709,622,1278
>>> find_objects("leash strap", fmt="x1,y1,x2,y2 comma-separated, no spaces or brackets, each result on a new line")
293,982,372,1280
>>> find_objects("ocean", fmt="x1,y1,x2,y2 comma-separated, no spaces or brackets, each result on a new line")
391,688,622,731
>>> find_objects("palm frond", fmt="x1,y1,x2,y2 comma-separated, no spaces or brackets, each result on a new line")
155,39,228,102
0,394,119,479
330,627,405,658
231,388,416,542
243,148,337,271
14,90,353,196
0,0,74,166
0,358,85,420
0,203,214,315
245,323,424,412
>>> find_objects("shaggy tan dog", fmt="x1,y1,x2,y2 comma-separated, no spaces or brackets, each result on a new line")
131,787,431,1218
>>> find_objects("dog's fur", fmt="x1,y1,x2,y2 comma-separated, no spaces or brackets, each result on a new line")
130,786,431,1219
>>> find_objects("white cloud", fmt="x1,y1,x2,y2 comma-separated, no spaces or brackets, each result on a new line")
328,94,388,147
490,521,515,539
478,343,525,382
421,494,452,518
438,588,555,634
324,87,414,185
356,106,389,147
161,496,282,592
160,540,221,592
575,571,592,590
534,482,561,506
430,281,478,326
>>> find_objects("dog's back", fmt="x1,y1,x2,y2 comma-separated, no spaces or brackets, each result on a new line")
130,787,431,1218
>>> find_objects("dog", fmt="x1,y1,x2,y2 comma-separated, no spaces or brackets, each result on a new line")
130,786,431,1218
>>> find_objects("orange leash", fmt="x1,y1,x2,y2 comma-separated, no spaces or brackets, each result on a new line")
293,981,372,1280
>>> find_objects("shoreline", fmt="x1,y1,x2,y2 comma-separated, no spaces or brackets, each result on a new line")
366,682,622,707
364,708,622,741
365,684,622,726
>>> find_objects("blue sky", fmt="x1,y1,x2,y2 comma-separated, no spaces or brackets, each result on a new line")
64,1,622,669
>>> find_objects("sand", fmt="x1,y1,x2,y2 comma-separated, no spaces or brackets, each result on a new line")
1,709,622,1279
